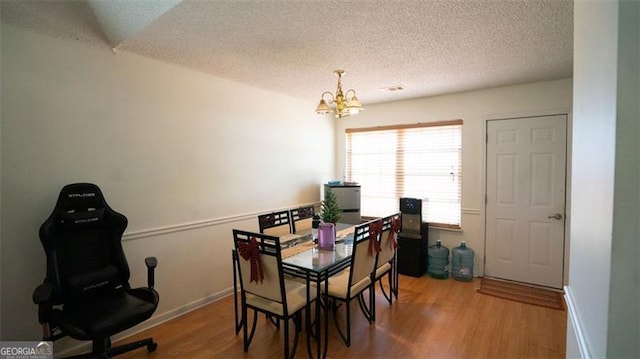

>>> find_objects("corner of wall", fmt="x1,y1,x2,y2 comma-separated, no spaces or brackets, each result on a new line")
564,285,591,358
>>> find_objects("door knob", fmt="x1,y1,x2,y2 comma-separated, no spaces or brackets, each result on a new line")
548,213,563,220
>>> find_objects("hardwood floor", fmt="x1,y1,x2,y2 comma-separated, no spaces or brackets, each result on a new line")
116,275,566,358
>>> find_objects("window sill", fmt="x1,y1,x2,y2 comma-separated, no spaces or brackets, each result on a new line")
361,217,462,232
426,223,462,232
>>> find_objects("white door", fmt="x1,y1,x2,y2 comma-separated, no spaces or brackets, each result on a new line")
485,115,567,289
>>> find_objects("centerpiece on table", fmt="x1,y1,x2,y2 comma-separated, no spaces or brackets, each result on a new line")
318,187,342,249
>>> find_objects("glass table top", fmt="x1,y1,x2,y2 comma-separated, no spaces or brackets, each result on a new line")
282,223,355,272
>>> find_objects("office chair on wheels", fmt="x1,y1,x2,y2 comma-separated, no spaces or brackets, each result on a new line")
33,183,159,358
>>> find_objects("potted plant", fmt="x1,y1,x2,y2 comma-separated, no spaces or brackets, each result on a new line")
320,187,342,224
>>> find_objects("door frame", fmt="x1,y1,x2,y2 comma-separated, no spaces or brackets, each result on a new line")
481,109,573,287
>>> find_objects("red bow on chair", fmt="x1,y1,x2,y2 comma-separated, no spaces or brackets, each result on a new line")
237,237,264,284
389,217,401,249
368,220,383,256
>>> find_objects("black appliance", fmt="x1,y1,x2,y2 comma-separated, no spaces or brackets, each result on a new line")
397,197,428,277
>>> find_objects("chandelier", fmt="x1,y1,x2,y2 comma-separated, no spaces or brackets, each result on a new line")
315,69,364,119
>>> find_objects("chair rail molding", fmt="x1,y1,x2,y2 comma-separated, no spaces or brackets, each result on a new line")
123,202,321,241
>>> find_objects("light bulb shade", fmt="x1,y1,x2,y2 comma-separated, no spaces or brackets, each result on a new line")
315,99,332,114
346,95,364,114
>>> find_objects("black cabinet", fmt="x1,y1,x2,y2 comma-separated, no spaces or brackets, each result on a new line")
397,222,428,277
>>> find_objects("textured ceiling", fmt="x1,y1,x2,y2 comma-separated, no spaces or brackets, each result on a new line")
1,0,573,105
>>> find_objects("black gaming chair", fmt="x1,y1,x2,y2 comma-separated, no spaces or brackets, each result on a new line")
32,183,159,357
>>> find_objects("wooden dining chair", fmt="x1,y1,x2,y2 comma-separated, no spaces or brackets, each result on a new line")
373,213,402,317
289,205,315,234
258,210,293,236
233,229,316,359
323,221,377,347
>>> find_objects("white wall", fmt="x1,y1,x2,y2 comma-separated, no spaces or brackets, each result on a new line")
568,0,615,357
566,0,639,358
335,79,573,277
608,0,639,357
0,6,4,339
0,24,334,351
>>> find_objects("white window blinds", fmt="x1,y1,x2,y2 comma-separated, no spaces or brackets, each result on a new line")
345,120,462,228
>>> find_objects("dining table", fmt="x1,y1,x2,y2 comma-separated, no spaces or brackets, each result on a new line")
280,223,355,359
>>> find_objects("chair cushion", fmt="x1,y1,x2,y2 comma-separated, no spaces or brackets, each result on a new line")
323,269,371,300
53,287,158,340
375,262,392,279
294,218,312,231
66,265,120,297
246,279,316,316
263,225,291,237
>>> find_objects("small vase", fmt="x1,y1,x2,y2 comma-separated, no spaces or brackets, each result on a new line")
318,222,336,250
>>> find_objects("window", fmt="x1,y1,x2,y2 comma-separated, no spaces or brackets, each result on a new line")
345,120,462,229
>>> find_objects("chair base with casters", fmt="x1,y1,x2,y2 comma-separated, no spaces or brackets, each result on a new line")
34,258,159,358
70,338,157,358
33,183,160,358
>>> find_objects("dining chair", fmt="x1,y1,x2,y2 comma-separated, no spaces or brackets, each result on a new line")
323,221,377,347
231,249,243,335
257,210,305,327
233,229,316,359
258,210,293,237
373,213,402,314
289,205,315,234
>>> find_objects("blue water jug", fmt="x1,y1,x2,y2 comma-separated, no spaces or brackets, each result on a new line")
427,240,449,279
451,241,474,281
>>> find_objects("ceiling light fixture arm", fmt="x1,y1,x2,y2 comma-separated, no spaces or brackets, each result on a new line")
320,91,335,105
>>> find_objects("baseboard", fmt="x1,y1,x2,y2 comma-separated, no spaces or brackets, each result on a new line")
56,287,235,357
564,285,591,358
